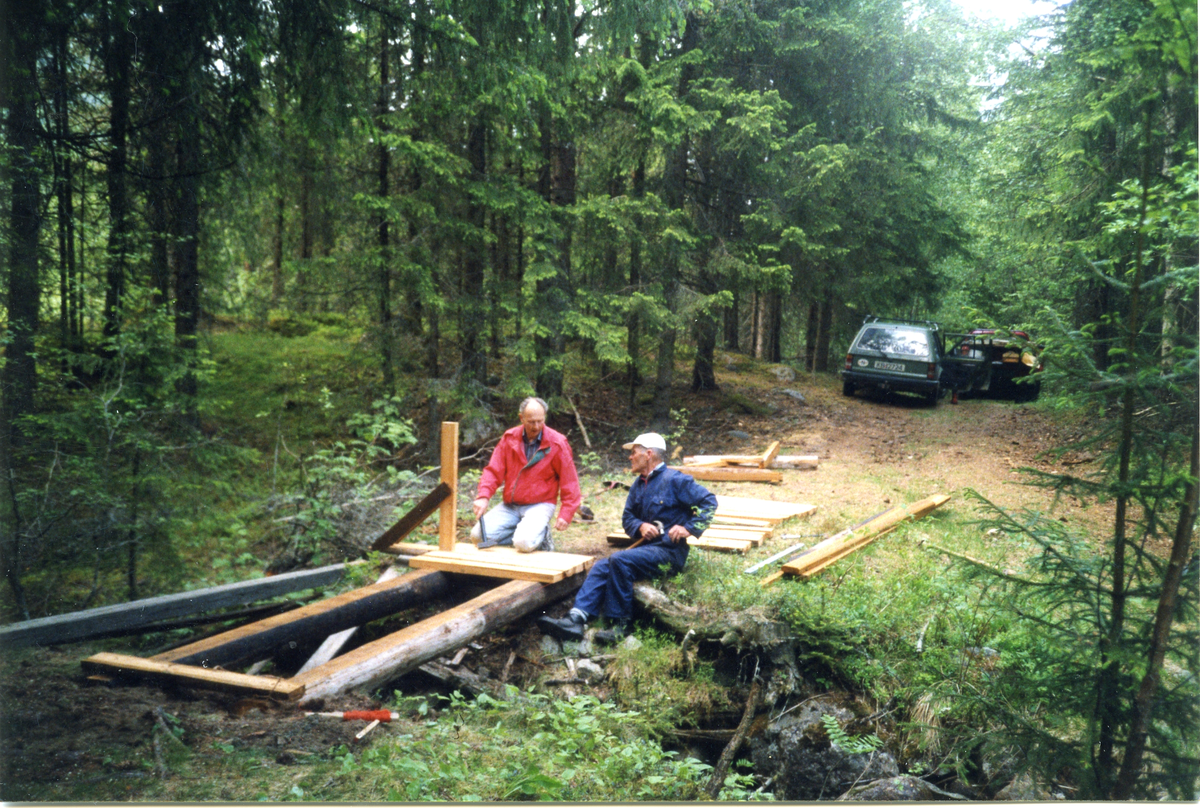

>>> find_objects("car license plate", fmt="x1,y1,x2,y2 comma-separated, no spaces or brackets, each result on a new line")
873,361,905,372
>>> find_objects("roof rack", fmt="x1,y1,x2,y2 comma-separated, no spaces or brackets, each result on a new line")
861,315,941,331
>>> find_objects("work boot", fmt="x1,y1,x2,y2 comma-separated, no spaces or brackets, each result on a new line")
538,608,587,641
594,619,629,646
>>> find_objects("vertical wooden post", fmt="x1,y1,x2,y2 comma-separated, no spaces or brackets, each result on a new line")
439,422,459,551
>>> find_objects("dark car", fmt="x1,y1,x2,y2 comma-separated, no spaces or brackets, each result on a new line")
943,328,1044,402
840,317,944,405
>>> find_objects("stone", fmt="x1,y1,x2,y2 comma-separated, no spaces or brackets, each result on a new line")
780,388,806,402
728,430,753,442
837,775,952,801
747,696,899,801
994,772,1052,801
576,659,605,683
539,634,562,656
770,365,796,382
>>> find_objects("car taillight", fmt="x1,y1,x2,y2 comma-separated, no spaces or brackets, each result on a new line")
926,363,936,380
845,354,852,370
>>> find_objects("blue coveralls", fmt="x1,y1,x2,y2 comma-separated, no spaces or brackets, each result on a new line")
573,465,718,622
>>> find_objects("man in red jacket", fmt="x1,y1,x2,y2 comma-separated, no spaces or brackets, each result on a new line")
470,397,582,552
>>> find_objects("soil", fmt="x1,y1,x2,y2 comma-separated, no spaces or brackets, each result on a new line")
0,362,1109,801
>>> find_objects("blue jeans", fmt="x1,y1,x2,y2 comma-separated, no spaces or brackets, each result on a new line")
573,541,682,622
470,501,555,552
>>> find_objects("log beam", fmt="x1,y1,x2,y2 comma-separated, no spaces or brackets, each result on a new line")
1,562,356,650
153,569,453,668
293,575,583,704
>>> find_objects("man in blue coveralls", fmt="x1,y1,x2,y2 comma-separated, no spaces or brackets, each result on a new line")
538,432,717,643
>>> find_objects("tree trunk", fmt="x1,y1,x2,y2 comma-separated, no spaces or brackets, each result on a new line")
103,0,133,341
691,312,719,391
293,576,582,703
462,116,488,387
3,0,44,447
815,294,834,372
377,22,395,393
535,112,573,400
1111,429,1198,798
804,300,818,371
652,11,700,427
767,291,782,362
171,6,202,412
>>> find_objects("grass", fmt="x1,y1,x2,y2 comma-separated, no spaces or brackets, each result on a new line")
8,320,1164,800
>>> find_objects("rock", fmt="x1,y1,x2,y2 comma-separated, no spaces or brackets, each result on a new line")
780,388,806,402
747,696,899,800
576,659,605,683
620,634,642,651
837,775,954,801
770,365,796,382
728,430,752,442
539,635,562,656
994,772,1052,801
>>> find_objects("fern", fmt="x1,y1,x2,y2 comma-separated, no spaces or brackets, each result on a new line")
820,714,883,755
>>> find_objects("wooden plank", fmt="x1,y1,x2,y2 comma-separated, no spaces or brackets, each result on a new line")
759,441,781,469
408,545,594,583
152,569,452,669
701,528,767,546
384,542,437,556
370,483,451,551
687,536,753,553
81,652,305,701
293,576,583,703
439,422,459,551
782,494,951,579
683,454,819,470
716,496,817,520
711,515,775,528
606,530,764,547
671,466,782,483
0,562,355,650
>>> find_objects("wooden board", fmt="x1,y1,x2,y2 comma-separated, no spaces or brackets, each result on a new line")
687,536,754,553
781,494,950,579
151,568,451,668
759,440,781,468
671,466,782,483
408,543,593,582
82,652,305,701
716,496,817,521
701,527,769,545
606,527,766,548
0,562,355,650
711,515,775,528
370,483,450,551
682,454,819,469
439,422,459,551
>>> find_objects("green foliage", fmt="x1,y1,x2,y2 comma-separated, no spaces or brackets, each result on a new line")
330,691,716,801
821,714,884,755
287,397,418,562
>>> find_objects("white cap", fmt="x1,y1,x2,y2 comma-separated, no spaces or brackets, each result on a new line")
623,432,667,452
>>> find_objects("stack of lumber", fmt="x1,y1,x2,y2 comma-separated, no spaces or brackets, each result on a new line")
675,440,820,482
408,543,594,583
764,493,950,584
606,495,817,554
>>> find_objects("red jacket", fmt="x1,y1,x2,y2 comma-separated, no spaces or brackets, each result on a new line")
476,425,581,524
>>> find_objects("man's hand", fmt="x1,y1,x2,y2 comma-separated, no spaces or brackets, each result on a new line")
554,517,569,531
667,525,692,544
638,521,661,539
471,497,489,520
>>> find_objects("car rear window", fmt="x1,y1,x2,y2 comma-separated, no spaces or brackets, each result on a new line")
852,327,932,360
